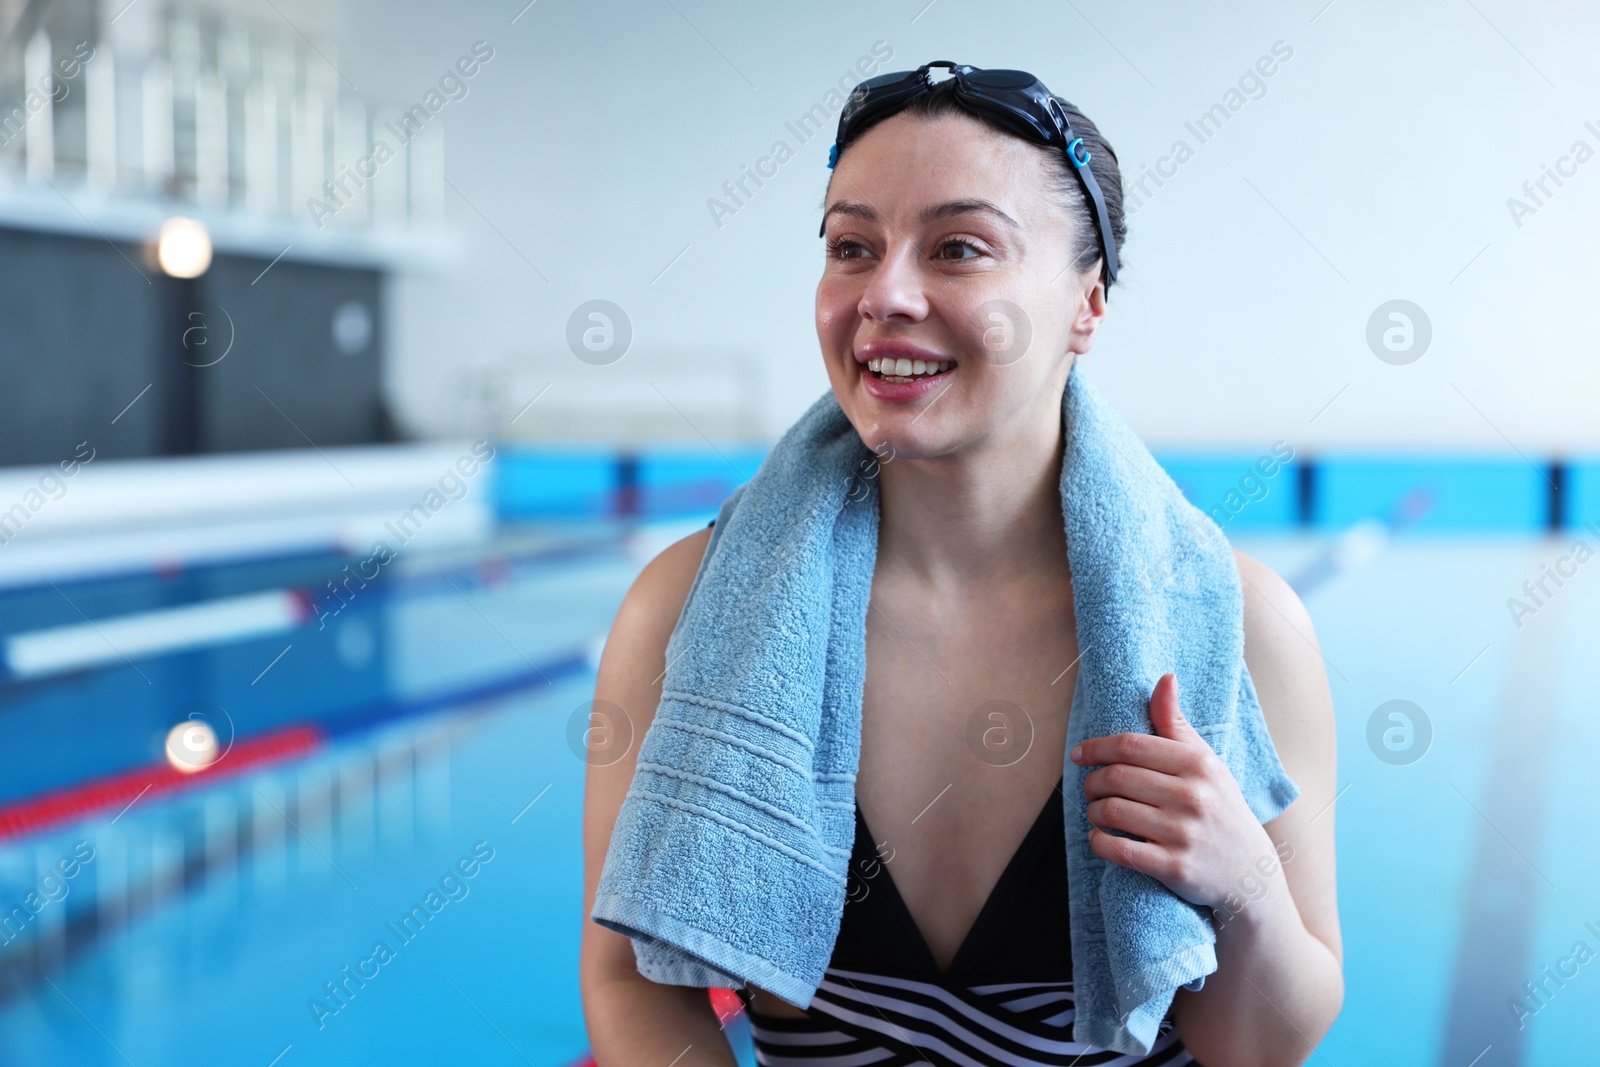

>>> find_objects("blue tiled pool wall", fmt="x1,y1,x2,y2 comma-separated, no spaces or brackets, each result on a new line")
495,445,1600,534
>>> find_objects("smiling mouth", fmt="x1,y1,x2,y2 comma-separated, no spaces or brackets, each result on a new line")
864,356,956,383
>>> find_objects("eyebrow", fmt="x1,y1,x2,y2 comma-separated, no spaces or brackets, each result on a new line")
820,198,1021,231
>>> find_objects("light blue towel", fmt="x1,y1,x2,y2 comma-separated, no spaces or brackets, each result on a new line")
590,359,1300,1055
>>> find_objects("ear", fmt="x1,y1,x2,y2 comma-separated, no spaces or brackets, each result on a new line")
1066,261,1107,356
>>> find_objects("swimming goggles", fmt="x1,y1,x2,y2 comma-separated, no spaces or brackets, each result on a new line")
820,60,1120,286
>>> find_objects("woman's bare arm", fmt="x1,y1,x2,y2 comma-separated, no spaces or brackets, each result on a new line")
579,525,743,1067
1165,550,1344,1066
1073,546,1342,1064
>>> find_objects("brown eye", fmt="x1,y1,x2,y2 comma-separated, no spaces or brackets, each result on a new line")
937,239,981,261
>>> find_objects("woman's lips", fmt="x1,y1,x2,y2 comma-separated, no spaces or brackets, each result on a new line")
857,357,955,403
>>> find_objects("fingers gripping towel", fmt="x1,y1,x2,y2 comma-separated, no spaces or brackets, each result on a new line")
589,359,1301,1056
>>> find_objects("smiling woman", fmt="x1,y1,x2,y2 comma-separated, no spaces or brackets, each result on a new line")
582,60,1342,1067
812,73,1123,468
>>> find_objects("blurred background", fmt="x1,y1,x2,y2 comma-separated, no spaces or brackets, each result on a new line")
1,0,1597,1063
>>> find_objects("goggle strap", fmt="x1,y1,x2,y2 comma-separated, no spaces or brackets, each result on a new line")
1070,147,1120,283
1049,100,1118,284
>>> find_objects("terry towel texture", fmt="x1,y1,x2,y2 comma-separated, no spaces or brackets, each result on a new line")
590,359,1301,1055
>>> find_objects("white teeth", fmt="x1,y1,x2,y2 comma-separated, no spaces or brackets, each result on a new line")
865,357,954,378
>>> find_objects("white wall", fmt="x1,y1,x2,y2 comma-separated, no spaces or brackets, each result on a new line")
333,0,1600,452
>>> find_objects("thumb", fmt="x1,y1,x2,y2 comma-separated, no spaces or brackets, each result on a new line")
1149,673,1197,741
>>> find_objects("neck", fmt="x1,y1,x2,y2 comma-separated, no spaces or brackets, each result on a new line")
874,379,1071,593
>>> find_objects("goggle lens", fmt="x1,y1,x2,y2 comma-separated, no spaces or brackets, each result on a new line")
959,68,1037,92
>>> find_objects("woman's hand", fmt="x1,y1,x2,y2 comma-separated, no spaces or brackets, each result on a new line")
1068,673,1273,908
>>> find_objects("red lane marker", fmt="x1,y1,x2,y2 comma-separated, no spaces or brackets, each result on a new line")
0,724,325,842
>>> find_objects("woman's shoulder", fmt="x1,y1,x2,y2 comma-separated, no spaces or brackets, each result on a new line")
1230,548,1334,775
620,524,714,633
591,524,714,746
1232,549,1312,640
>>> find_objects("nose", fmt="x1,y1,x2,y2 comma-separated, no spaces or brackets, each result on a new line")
857,243,929,324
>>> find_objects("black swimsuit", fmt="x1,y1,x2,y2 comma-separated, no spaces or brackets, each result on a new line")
703,519,1195,1064
736,777,1197,1066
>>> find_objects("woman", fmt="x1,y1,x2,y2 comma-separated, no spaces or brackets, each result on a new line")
581,63,1342,1066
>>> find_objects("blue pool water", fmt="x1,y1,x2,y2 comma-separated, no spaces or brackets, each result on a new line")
1,519,1597,1065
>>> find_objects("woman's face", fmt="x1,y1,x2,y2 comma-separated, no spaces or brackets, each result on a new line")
816,109,1107,460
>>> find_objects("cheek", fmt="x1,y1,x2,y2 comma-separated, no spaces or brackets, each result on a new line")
945,296,1018,367
944,293,1058,386
815,281,854,335
947,300,984,350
